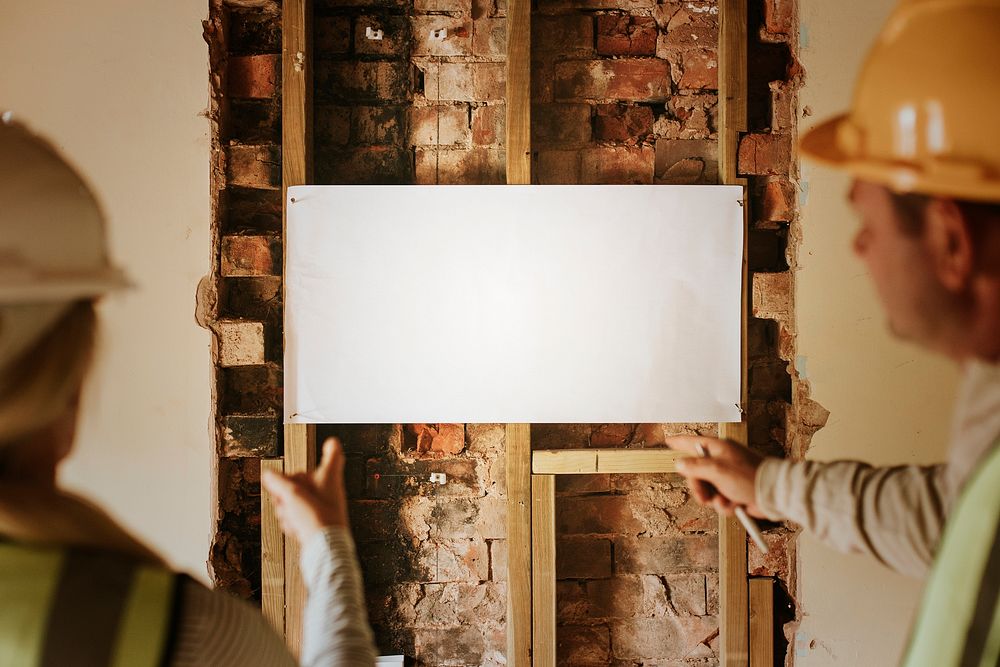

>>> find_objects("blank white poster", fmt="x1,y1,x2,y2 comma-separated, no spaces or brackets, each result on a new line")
285,184,743,424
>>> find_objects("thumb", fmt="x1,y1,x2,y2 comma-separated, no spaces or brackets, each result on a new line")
314,437,344,495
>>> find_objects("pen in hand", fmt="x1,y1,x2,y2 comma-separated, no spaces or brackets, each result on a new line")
694,442,769,554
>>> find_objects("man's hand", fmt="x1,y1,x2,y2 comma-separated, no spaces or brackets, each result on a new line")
665,435,766,518
261,437,350,546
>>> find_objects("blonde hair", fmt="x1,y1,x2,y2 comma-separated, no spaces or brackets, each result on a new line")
0,301,97,450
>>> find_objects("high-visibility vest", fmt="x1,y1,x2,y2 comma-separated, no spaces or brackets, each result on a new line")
0,541,179,667
902,442,1000,667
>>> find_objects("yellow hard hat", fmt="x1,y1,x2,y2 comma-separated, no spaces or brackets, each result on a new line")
800,0,1000,202
0,115,130,304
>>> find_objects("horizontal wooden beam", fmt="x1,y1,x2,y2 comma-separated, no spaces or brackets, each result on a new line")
532,448,690,474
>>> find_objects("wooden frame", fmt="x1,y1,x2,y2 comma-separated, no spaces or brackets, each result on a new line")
266,0,773,663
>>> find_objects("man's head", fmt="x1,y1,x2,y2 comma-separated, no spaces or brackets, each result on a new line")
801,0,1000,362
847,181,1000,359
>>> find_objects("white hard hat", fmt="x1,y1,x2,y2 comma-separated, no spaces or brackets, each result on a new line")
0,114,130,304
0,115,130,372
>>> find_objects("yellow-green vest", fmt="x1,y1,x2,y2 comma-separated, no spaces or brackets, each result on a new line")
0,542,178,667
903,443,1000,666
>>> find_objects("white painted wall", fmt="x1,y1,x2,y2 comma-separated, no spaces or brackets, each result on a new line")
0,1,213,582
796,0,960,663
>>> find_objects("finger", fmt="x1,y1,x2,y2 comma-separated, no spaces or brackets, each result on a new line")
314,437,345,494
713,495,735,512
675,456,724,483
262,469,297,499
664,435,708,454
689,479,716,505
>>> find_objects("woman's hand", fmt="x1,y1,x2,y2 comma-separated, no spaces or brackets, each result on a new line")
665,435,766,518
261,437,350,546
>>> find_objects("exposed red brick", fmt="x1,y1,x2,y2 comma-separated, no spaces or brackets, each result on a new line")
228,55,280,98
536,149,582,184
534,15,594,55
752,271,793,322
738,132,792,176
611,617,719,660
762,177,796,221
678,48,718,90
593,104,654,142
433,539,490,581
403,423,466,457
554,59,673,102
221,235,280,276
354,15,408,56
591,423,634,447
473,17,506,58
471,104,504,145
352,105,405,145
226,145,280,189
580,145,654,184
409,105,471,146
412,16,472,56
221,415,278,457
748,529,795,581
771,79,795,130
414,147,504,184
415,0,468,11
539,0,655,11
316,146,412,184
533,103,592,144
414,626,486,664
315,105,351,146
421,62,505,102
615,534,719,574
557,474,611,495
558,625,611,666
316,61,411,103
557,496,645,535
315,15,352,54
765,0,794,35
596,14,657,56
557,538,613,578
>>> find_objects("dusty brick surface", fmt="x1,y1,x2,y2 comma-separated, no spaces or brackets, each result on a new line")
227,54,280,98
210,1,805,664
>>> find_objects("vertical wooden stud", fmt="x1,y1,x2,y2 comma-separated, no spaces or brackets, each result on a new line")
261,458,287,636
506,424,533,666
532,474,556,667
717,0,750,664
282,0,313,655
505,0,531,184
749,578,775,667
719,0,748,187
283,423,316,655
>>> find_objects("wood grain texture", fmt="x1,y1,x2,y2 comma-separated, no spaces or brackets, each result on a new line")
532,448,689,474
749,578,774,667
505,0,531,184
719,0,748,186
716,4,751,663
506,424,532,666
531,475,556,667
283,423,316,657
719,421,749,667
261,458,286,636
281,0,312,655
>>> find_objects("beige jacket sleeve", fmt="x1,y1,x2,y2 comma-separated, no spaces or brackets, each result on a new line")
755,458,950,578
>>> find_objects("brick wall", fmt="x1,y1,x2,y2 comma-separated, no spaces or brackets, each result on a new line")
204,0,818,663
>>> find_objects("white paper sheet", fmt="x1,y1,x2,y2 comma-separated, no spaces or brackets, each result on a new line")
285,184,743,424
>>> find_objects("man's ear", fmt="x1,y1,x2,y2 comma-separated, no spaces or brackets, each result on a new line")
924,198,974,292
